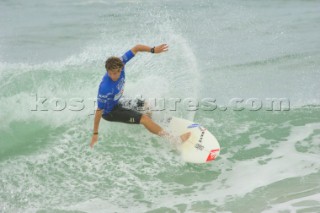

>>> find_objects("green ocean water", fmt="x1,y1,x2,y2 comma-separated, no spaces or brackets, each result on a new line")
1,0,320,212
1,108,319,212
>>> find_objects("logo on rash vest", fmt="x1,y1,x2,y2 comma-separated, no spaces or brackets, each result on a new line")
114,89,124,101
114,78,125,101
117,78,125,90
206,149,220,162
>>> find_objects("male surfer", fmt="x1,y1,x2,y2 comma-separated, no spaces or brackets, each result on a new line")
90,44,190,148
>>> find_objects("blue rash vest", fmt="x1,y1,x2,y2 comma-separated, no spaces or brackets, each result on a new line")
97,50,135,115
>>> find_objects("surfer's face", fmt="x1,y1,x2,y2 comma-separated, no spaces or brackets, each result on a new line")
108,68,121,81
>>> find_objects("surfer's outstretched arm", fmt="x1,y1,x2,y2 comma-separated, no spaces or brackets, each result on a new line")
90,108,103,148
131,44,169,55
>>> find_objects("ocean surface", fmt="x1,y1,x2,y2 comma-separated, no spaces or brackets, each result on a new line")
1,0,320,212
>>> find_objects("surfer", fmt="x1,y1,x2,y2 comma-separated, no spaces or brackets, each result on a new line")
90,44,191,148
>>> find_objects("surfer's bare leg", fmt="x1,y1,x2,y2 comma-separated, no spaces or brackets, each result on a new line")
140,114,190,142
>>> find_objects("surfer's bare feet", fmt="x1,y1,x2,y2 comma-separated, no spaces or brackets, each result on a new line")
180,132,191,143
146,111,152,118
144,102,152,118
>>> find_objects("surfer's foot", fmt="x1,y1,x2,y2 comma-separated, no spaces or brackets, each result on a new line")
180,132,191,143
144,102,152,118
145,111,152,118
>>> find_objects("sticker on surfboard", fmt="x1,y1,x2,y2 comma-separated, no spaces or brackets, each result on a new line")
167,116,220,164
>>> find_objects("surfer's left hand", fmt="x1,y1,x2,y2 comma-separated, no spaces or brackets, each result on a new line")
154,44,169,53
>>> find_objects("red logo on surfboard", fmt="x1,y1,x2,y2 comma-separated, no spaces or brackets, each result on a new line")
206,149,220,162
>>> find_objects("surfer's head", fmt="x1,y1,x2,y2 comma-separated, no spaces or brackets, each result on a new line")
105,56,124,81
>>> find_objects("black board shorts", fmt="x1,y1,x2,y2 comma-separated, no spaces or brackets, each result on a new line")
102,102,143,124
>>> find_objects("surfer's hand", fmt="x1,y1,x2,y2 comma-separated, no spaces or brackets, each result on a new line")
154,44,168,53
90,135,98,149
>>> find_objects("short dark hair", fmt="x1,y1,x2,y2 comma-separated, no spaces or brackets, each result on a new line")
105,57,124,71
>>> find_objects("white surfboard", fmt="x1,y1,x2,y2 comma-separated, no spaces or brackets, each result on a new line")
167,117,220,164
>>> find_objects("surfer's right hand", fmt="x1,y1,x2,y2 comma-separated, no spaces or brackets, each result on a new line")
90,135,98,149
